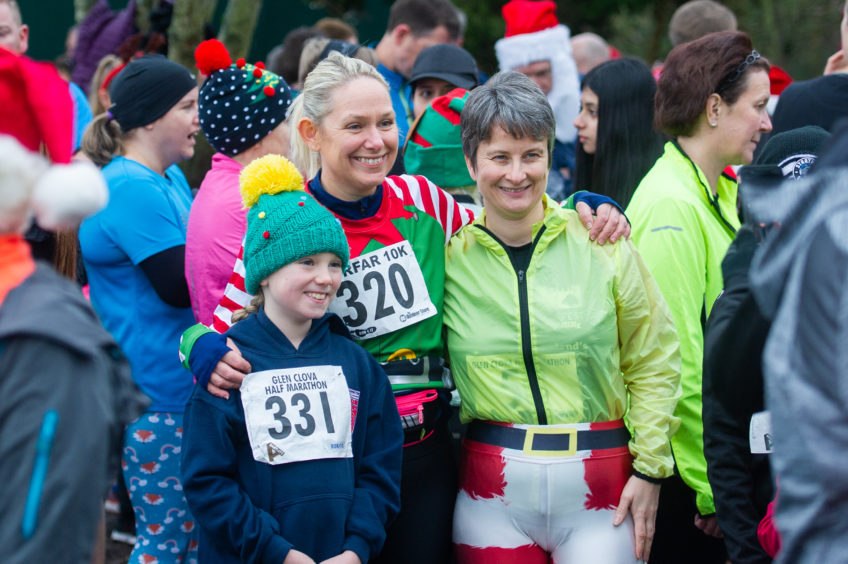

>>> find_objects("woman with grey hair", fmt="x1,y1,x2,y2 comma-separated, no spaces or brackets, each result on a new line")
181,54,631,564
444,71,681,563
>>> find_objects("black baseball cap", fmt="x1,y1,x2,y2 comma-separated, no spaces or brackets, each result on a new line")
409,44,479,90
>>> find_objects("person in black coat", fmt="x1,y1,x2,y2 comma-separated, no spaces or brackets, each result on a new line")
702,125,830,564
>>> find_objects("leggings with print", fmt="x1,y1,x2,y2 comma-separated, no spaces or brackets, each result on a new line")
453,421,641,564
123,411,198,564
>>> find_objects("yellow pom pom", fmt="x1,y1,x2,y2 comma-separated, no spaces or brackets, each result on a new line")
239,154,304,208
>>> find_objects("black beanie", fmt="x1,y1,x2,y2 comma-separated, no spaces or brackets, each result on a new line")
109,55,196,131
741,125,831,184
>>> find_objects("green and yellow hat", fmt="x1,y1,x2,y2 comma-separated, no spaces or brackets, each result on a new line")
240,155,349,295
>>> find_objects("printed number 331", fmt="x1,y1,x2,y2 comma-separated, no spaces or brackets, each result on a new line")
265,392,335,438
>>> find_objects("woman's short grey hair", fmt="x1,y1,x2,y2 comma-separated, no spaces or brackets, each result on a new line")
461,71,555,169
289,52,389,179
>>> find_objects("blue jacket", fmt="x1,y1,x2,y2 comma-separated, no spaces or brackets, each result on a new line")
181,309,402,564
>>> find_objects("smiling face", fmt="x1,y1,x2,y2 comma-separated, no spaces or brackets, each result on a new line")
261,252,343,335
718,69,772,165
412,77,455,118
467,124,548,227
148,87,200,167
574,86,600,154
304,77,398,201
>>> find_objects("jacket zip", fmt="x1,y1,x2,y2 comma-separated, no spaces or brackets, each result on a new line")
476,224,548,424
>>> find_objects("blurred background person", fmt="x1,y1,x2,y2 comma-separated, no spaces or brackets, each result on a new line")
297,36,377,88
87,53,122,116
573,57,665,209
314,16,358,44
570,31,611,78
372,0,460,143
407,43,478,120
267,25,323,92
404,88,480,208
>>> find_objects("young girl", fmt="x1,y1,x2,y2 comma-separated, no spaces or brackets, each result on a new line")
180,154,403,564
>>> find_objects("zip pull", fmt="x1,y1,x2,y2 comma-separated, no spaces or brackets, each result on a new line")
518,269,525,283
417,404,424,425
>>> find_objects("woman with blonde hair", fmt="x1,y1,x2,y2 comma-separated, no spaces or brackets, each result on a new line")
180,52,630,564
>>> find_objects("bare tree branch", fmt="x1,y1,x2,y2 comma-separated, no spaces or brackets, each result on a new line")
168,0,218,70
219,0,263,60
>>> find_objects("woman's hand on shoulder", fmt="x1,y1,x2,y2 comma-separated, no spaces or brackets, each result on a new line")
613,474,660,561
319,550,362,564
575,201,631,244
283,549,317,564
206,337,251,399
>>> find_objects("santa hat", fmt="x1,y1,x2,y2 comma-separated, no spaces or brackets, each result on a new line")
0,135,108,235
766,64,793,115
0,48,74,164
495,1,579,143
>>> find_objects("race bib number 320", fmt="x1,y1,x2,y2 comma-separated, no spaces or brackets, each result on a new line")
241,366,353,465
329,241,437,340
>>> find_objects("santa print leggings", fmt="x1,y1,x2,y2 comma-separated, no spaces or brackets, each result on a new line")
453,420,642,564
123,412,198,564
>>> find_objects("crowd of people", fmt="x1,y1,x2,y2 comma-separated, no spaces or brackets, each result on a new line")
2,0,848,563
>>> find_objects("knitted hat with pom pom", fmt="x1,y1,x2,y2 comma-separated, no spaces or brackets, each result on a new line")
195,39,293,156
240,154,349,294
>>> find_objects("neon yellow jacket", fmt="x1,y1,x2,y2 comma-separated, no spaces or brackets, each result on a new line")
626,141,740,514
444,199,681,479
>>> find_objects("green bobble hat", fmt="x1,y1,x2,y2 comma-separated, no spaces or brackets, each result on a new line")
403,88,474,190
240,154,349,295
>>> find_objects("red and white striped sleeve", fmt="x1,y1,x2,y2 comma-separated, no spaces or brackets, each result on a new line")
210,242,250,333
385,175,474,245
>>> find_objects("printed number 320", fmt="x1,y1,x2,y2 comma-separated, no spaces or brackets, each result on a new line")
265,392,335,439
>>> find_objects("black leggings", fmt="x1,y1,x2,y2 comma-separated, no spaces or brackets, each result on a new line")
649,471,728,564
372,421,458,564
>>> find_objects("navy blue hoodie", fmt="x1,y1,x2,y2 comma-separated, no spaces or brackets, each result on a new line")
181,309,402,564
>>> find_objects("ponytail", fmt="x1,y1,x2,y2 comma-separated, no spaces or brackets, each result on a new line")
288,95,322,180
81,113,126,168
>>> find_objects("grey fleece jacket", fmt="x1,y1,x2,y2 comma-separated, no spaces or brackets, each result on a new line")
0,263,148,564
744,131,848,564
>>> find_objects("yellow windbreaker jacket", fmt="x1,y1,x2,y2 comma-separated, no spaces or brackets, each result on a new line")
444,200,681,479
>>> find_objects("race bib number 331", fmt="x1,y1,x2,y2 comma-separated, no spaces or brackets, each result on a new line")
241,366,353,465
329,241,437,340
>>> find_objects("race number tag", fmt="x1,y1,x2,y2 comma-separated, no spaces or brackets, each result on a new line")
329,241,437,340
241,365,352,465
749,410,773,454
